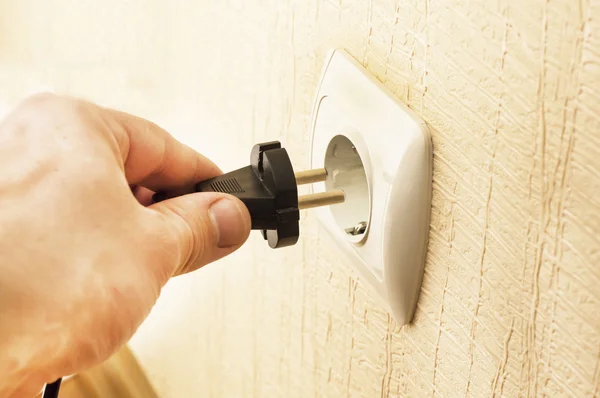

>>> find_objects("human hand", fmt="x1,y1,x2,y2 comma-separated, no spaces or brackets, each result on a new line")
0,94,251,397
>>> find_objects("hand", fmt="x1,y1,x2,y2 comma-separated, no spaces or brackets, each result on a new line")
0,94,251,397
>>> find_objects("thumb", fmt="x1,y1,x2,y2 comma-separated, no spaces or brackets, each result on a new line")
149,192,251,275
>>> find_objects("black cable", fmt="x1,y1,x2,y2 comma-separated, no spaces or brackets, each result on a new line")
42,378,62,398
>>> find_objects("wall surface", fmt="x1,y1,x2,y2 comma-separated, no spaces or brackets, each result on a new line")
1,0,599,396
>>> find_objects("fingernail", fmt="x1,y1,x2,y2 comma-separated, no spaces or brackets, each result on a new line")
209,198,248,248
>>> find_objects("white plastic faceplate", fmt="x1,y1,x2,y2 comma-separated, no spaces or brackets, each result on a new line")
309,49,432,325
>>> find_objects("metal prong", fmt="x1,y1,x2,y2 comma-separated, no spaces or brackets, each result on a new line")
295,168,327,185
298,190,345,210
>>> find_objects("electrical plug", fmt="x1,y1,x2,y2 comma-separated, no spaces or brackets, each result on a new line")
153,141,344,248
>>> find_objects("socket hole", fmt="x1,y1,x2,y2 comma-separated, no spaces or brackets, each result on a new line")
324,135,370,242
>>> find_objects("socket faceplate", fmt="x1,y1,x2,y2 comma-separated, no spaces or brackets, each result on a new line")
309,49,432,325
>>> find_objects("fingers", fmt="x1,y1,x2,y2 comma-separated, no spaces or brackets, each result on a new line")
6,94,221,193
105,108,222,192
146,192,251,276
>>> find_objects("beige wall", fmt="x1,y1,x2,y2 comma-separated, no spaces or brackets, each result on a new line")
1,0,599,396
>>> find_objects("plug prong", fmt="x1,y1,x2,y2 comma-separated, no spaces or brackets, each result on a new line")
295,168,327,185
298,190,345,210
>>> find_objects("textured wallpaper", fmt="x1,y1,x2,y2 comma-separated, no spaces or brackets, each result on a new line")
1,0,599,396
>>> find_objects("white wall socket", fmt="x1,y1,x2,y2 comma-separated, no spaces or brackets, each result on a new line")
309,49,433,325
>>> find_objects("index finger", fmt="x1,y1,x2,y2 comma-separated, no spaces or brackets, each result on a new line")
106,108,222,192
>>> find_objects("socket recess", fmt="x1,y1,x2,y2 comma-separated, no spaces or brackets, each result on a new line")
309,49,432,325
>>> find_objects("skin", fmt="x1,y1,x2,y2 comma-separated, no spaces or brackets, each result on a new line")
0,94,251,397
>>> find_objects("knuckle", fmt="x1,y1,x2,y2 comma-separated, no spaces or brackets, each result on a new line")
21,92,60,107
20,93,96,120
15,93,81,124
19,93,72,116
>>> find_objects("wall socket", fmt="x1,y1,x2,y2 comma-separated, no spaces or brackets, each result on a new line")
309,49,433,326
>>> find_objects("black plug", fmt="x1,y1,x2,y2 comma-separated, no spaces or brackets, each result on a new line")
153,141,344,248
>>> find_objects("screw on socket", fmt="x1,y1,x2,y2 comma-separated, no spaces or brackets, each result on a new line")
345,221,368,236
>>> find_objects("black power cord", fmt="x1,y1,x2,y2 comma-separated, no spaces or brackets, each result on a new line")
42,378,62,398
